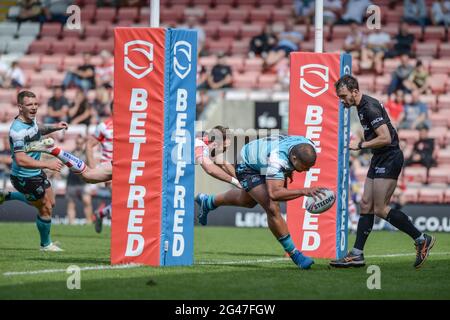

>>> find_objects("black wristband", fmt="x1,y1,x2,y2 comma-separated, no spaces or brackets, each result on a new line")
358,141,364,150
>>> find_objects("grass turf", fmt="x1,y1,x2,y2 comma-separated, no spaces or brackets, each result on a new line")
0,223,449,299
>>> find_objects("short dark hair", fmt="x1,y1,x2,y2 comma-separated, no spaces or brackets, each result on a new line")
335,75,359,92
291,143,317,167
208,125,230,143
17,91,36,105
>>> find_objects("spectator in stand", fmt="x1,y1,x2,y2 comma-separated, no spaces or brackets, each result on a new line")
5,61,25,89
398,90,430,130
264,19,303,69
336,0,372,25
275,58,290,91
387,53,414,95
385,90,405,128
360,28,391,74
0,136,12,180
68,89,94,126
95,50,114,89
62,53,96,92
323,0,342,25
343,22,365,59
205,53,233,90
44,85,70,124
17,0,43,23
404,60,430,94
182,16,206,56
404,124,438,177
41,0,71,24
65,135,93,225
403,0,429,28
385,21,415,58
293,0,315,25
0,57,9,88
92,85,112,122
249,24,278,59
431,0,450,27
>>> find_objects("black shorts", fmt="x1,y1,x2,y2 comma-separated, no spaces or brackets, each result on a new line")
367,149,404,180
235,163,266,192
10,171,51,202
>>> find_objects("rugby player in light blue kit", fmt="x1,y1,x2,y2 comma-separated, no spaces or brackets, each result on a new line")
196,134,327,269
2,91,67,251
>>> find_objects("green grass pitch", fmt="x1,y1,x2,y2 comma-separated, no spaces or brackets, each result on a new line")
0,223,449,299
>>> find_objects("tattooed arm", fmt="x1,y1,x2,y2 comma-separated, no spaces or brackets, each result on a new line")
38,122,68,135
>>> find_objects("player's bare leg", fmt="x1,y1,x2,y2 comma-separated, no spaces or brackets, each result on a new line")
247,183,314,269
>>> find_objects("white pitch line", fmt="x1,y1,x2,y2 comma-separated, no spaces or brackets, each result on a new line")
3,252,450,277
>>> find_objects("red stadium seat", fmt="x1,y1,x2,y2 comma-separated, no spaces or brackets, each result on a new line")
258,74,278,89
206,39,231,54
51,42,74,55
428,127,447,146
73,41,96,55
429,59,450,75
272,9,291,23
117,7,140,23
244,57,264,72
418,188,444,203
429,112,448,127
421,94,437,110
84,24,106,39
427,167,449,184
429,73,448,94
96,40,114,55
227,8,249,23
28,40,51,54
224,56,244,73
27,71,51,87
61,27,84,40
437,148,450,165
332,25,351,40
218,24,242,39
205,8,228,23
233,72,259,89
95,7,117,23
438,95,450,110
203,24,218,39
445,189,450,203
80,5,96,24
356,75,375,92
198,55,217,69
403,166,428,184
415,42,438,58
249,9,272,23
41,55,64,71
40,23,62,38
398,129,419,144
240,24,263,38
440,43,450,58
19,55,41,71
374,75,391,93
403,188,419,203
383,58,400,74
424,26,446,41
385,11,403,24
231,40,250,56
62,56,84,70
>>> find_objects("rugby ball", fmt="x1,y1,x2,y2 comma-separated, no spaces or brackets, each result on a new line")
305,189,336,214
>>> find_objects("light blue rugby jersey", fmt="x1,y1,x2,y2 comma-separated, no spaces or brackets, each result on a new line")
9,117,42,177
240,135,315,180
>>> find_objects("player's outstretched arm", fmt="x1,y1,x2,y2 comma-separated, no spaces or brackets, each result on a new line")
266,179,326,202
15,152,62,172
38,122,68,135
200,157,241,188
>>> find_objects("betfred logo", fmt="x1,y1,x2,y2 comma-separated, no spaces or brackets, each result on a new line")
173,40,192,79
299,64,329,98
124,40,154,79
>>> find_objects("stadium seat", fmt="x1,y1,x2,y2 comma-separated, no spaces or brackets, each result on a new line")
421,94,437,110
244,57,264,72
96,7,117,23
428,127,447,146
231,40,250,56
429,74,448,94
272,9,291,23
258,74,278,89
206,39,231,54
38,55,62,72
27,71,51,87
224,56,244,73
73,41,96,55
17,22,40,38
62,56,84,70
117,7,140,23
160,7,183,24
233,72,259,89
398,129,419,144
6,38,34,54
440,43,450,58
437,148,450,165
403,166,428,184
415,42,438,58
96,41,114,55
80,5,96,24
424,26,446,41
249,9,272,23
374,74,390,93
356,75,375,92
383,58,400,74
199,55,217,69
84,25,106,39
332,25,351,40
418,188,444,203
18,54,41,71
445,189,450,203
403,188,419,203
51,42,74,55
324,40,344,53
218,24,241,39
240,24,263,38
429,59,450,75
205,8,228,23
429,112,448,127
61,27,84,40
428,167,449,184
437,95,450,110
227,8,249,23
39,23,62,39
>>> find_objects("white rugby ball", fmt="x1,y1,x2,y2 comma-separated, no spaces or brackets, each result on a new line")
305,189,336,214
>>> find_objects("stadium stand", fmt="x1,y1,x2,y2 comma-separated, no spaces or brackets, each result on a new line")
0,0,448,204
